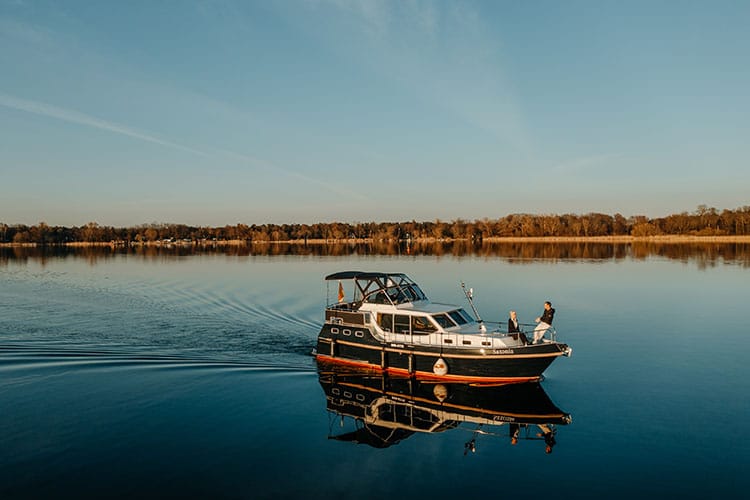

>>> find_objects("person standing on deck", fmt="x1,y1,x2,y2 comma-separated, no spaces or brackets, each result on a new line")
508,310,529,344
508,310,520,333
533,301,555,344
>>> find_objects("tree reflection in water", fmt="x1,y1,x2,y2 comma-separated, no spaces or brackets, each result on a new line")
2,241,749,268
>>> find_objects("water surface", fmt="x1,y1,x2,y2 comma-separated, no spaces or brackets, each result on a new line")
1,245,747,498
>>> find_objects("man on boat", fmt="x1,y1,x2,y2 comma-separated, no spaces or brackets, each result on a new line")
532,301,555,344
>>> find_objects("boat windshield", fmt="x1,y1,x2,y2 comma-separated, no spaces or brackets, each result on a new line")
406,284,427,301
448,309,473,325
431,313,455,328
431,309,474,329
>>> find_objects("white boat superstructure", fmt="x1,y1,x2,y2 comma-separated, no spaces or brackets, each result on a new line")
317,271,571,383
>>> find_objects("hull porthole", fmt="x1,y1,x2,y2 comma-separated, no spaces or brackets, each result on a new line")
433,357,448,376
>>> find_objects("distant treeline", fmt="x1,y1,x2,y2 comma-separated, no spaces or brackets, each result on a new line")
2,205,749,245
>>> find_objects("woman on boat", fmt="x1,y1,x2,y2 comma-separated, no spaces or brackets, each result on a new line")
508,310,520,333
508,310,529,344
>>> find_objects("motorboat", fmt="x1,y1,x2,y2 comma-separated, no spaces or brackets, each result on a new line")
315,271,571,383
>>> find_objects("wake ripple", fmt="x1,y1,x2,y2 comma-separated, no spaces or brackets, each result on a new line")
0,343,317,377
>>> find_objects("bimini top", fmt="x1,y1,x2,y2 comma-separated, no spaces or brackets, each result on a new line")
325,271,428,305
325,271,407,281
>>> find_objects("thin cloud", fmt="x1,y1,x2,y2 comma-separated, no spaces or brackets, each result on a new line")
301,1,529,152
0,91,366,201
0,92,208,156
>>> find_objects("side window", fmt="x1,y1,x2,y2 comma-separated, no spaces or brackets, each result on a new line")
378,313,393,333
412,316,437,334
394,315,411,334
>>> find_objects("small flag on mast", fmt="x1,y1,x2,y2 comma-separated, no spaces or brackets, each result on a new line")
337,281,345,303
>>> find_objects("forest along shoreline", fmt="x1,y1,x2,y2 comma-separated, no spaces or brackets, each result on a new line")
2,205,749,246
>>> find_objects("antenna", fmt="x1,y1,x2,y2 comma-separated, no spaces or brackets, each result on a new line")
461,281,486,332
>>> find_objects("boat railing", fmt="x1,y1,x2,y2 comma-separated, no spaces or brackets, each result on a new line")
325,305,369,326
488,322,558,342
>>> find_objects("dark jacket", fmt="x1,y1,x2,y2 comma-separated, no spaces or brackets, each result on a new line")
508,318,520,333
539,308,555,325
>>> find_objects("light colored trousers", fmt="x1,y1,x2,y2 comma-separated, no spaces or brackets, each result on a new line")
533,322,551,343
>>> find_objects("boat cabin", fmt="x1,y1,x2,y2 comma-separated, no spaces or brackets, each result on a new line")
324,271,527,349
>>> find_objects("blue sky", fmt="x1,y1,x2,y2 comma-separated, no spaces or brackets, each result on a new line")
1,0,748,226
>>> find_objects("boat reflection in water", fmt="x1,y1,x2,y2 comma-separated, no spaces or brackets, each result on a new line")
317,360,571,454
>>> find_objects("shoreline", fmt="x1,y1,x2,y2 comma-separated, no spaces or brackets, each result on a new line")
2,235,750,248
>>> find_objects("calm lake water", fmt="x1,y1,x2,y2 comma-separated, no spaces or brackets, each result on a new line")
1,244,748,499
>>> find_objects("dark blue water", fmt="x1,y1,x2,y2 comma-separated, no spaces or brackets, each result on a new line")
1,250,747,498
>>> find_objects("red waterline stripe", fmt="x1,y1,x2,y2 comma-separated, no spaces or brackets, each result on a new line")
315,355,539,384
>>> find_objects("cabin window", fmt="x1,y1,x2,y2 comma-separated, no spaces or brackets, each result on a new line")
394,315,411,334
411,316,436,334
432,314,456,329
378,313,393,333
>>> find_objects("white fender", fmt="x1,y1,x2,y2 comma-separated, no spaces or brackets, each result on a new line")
433,357,448,376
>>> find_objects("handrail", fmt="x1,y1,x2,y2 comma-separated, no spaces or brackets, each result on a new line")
486,321,558,342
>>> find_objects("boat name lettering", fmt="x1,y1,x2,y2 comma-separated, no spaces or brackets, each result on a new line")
493,349,515,354
493,415,515,422
390,343,405,348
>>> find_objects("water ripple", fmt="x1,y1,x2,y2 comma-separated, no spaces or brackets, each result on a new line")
0,343,316,378
1,266,323,360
